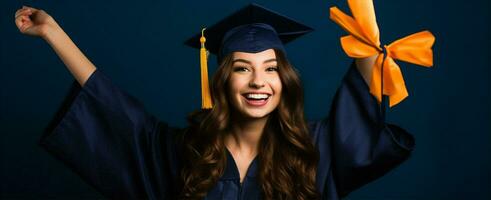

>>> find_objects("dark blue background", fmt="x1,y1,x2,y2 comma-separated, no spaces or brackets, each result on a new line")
1,0,489,199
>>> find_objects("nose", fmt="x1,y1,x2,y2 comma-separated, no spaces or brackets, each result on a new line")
249,71,265,89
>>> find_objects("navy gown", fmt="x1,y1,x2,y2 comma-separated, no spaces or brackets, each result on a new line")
40,62,414,199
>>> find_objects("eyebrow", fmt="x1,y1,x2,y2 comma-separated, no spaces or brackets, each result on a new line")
232,58,277,64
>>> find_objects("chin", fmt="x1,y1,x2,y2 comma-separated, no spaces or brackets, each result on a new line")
237,106,276,119
243,110,271,119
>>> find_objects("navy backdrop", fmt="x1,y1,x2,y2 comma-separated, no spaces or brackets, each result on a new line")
1,0,490,199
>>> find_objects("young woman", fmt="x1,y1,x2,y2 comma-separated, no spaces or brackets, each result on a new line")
14,4,414,200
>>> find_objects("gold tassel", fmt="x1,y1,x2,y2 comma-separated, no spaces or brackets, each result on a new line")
200,28,213,109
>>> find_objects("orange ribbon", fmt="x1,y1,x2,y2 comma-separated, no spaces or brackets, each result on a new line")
330,0,435,107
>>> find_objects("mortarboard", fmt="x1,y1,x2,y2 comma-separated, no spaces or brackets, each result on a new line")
184,3,313,109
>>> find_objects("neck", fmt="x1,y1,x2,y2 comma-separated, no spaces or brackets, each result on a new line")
225,115,269,156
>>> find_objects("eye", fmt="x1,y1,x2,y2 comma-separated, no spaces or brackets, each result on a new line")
266,66,278,72
233,66,250,72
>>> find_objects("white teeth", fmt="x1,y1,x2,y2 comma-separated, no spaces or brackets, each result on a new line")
246,93,269,99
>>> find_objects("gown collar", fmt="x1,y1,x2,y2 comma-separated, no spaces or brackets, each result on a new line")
221,148,259,180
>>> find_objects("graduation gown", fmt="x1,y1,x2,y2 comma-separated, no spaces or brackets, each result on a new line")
40,62,414,200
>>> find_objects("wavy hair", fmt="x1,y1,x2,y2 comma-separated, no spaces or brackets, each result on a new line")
179,49,319,199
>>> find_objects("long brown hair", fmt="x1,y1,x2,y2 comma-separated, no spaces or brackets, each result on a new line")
179,49,319,199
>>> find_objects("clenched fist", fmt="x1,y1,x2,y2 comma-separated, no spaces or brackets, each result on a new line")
14,6,59,38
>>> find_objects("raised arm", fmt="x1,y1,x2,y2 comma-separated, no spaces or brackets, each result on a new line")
15,6,184,199
310,61,415,198
15,6,96,86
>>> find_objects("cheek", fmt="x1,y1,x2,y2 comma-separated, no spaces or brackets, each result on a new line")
228,77,245,98
272,77,282,95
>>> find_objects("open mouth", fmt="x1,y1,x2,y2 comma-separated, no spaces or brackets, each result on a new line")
242,93,271,106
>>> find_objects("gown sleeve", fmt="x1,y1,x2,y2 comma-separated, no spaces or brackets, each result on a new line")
40,69,182,200
310,62,415,198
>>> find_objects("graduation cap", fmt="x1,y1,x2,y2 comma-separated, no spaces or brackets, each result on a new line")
184,3,313,109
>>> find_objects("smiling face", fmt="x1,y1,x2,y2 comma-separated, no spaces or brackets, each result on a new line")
228,49,282,120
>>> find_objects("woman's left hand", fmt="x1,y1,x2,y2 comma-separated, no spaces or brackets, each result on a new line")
355,55,377,86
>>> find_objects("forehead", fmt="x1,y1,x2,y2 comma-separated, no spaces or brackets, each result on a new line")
232,49,277,61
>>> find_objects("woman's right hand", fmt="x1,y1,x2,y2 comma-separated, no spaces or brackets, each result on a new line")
14,6,59,38
15,6,96,86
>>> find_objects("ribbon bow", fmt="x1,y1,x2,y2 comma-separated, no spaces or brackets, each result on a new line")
330,0,435,107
